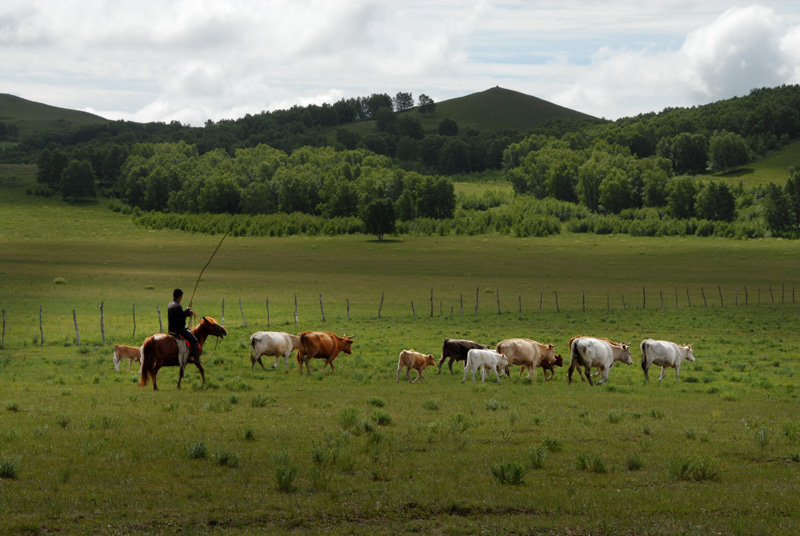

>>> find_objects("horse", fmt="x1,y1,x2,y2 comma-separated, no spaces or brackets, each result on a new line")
139,316,227,390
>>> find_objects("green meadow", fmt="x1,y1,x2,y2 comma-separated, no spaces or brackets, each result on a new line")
2,171,800,534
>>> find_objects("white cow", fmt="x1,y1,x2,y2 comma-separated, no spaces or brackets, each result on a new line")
113,344,143,373
462,349,509,384
641,339,695,382
249,331,300,370
568,336,632,386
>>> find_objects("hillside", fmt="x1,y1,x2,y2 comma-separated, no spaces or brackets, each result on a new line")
343,86,600,136
0,93,108,139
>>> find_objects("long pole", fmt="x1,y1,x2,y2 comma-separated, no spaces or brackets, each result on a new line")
189,231,229,308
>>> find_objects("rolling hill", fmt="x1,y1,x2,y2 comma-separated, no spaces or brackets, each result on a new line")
0,93,108,139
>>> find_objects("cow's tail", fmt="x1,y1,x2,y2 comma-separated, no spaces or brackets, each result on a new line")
296,334,307,366
139,337,153,387
640,340,649,371
249,335,256,364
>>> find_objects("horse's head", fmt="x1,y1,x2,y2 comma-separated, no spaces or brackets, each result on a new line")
200,316,227,339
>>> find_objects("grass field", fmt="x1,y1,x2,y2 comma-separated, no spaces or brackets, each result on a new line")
2,171,800,534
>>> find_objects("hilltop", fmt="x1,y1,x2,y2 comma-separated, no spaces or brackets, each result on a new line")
0,93,108,139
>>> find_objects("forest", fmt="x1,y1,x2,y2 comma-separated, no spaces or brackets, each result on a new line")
9,84,800,239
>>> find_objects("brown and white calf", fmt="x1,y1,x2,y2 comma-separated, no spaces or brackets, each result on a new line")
113,344,143,373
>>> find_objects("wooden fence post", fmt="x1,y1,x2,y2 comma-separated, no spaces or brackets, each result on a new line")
622,294,626,310
72,310,80,346
660,291,664,309
39,306,43,347
266,298,270,327
378,292,384,319
769,285,774,305
294,294,298,324
99,302,105,343
240,298,247,327
701,287,707,308
782,283,785,304
735,287,738,306
411,301,416,319
319,294,325,322
460,294,463,317
1,310,5,349
686,288,691,308
607,293,610,311
496,288,501,315
474,287,479,315
554,290,560,313
518,296,522,314
539,292,543,313
346,299,350,321
719,286,723,307
675,288,678,308
582,289,585,312
132,303,136,338
430,289,434,318
745,286,748,306
642,286,646,309
157,306,163,333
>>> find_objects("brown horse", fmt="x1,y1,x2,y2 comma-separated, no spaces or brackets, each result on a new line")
139,316,227,390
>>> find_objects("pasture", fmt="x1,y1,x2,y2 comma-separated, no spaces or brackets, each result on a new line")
2,178,800,534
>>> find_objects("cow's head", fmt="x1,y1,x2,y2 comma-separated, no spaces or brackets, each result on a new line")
496,352,509,370
341,334,354,354
425,354,436,367
684,344,695,362
553,354,563,367
620,344,633,365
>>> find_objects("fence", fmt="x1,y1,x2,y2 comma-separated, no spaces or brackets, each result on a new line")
0,283,796,350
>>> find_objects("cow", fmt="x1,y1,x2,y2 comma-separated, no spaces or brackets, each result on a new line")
438,338,488,375
539,353,563,381
496,338,557,381
641,339,695,382
296,331,354,374
462,349,509,384
249,331,300,370
113,344,143,373
396,350,436,384
568,336,632,386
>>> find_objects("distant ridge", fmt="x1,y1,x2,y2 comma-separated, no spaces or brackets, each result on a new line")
428,86,600,132
0,93,108,138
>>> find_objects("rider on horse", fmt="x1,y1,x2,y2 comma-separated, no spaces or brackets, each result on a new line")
168,288,199,363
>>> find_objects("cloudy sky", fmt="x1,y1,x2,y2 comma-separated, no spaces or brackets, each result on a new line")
3,1,800,126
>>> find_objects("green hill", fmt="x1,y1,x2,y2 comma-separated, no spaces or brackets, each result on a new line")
344,86,600,137
0,93,108,139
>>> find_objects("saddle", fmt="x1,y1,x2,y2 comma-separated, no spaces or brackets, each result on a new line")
167,332,200,364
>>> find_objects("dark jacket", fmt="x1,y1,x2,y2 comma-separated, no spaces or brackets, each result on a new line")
168,299,192,334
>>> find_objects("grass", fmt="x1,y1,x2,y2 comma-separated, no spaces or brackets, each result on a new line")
2,173,800,533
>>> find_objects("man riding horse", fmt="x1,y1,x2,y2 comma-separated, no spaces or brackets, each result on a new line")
168,288,199,363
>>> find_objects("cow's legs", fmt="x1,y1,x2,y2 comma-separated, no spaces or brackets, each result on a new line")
674,366,680,381
658,366,667,382
584,365,594,386
643,363,650,381
416,370,423,383
492,366,501,384
461,365,468,383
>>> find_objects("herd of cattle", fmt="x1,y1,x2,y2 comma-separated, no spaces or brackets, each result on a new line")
114,329,695,386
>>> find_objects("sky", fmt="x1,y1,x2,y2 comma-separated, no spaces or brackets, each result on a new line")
2,1,800,126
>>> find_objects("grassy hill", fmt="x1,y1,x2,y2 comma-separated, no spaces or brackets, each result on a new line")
0,93,108,139
343,86,600,137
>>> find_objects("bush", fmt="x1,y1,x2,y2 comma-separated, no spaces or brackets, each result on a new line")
185,441,207,460
668,456,719,481
338,407,359,430
272,452,298,493
626,453,644,471
213,450,239,468
491,461,525,485
529,446,547,470
422,400,439,411
0,456,20,479
370,410,392,426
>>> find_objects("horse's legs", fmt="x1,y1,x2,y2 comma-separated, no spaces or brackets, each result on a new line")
196,362,206,385
177,364,186,389
152,367,159,391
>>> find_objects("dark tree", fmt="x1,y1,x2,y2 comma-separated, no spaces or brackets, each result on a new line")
418,94,436,116
393,92,414,112
763,182,795,235
695,181,735,221
60,159,96,201
667,176,697,219
361,197,396,240
438,118,459,136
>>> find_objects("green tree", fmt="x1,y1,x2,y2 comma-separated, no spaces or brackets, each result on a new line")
375,108,396,132
438,138,470,175
783,166,800,222
667,176,697,219
599,169,632,213
708,130,750,173
695,181,735,221
361,198,396,240
577,159,604,211
641,169,670,207
60,159,96,201
438,118,459,136
670,133,708,174
397,115,424,139
763,182,795,235
37,148,69,188
240,181,278,214
415,176,455,218
336,128,361,150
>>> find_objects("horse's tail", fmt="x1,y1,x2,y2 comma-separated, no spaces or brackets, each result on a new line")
140,337,153,387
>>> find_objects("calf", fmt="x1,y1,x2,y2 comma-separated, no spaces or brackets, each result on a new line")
113,344,142,373
462,349,509,384
438,338,488,375
539,353,563,381
641,339,695,381
396,350,436,384
249,331,300,370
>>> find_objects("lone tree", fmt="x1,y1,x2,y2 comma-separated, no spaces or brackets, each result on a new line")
361,198,396,241
418,94,436,116
393,92,414,112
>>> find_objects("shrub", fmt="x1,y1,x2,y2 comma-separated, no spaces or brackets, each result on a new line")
0,456,20,479
491,461,525,485
53,277,67,285
56,414,71,429
626,453,644,471
367,397,386,407
272,451,298,493
485,399,500,411
213,450,239,468
607,410,624,424
754,426,772,448
311,440,331,467
338,407,359,430
5,401,20,412
309,465,331,491
422,399,439,411
529,446,547,470
576,454,608,473
543,436,563,453
241,426,256,441
251,393,276,407
185,441,207,460
668,456,719,481
370,410,392,426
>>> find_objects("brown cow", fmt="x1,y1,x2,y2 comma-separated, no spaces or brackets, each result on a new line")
396,350,436,384
496,338,557,381
538,353,563,380
296,331,354,374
